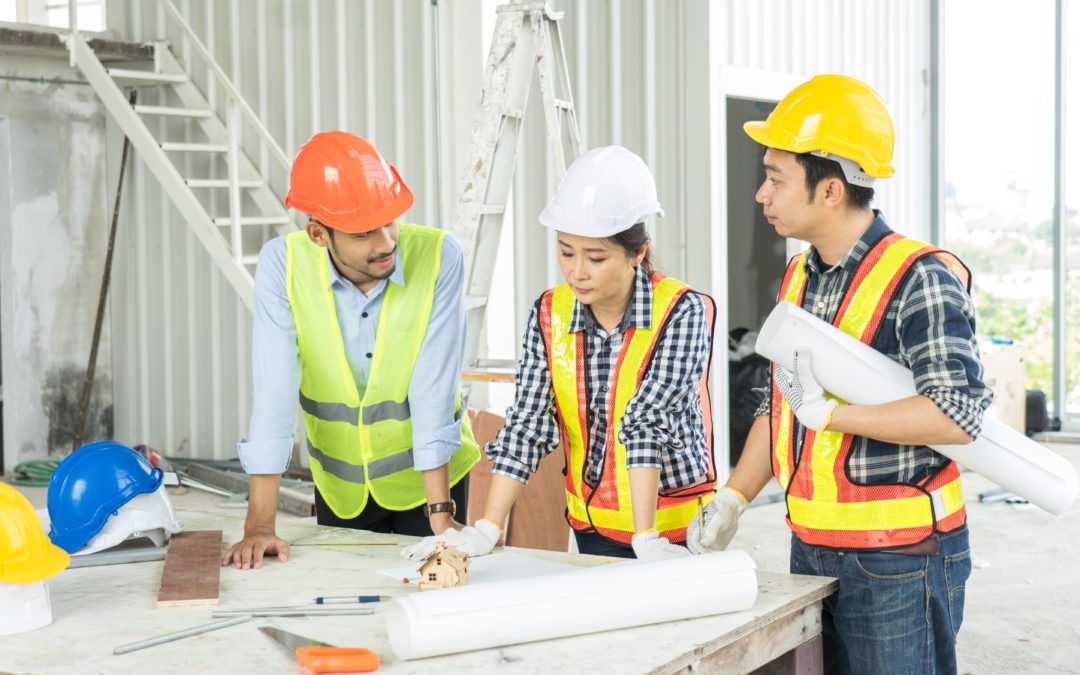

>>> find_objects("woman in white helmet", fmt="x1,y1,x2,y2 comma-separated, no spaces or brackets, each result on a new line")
404,146,718,561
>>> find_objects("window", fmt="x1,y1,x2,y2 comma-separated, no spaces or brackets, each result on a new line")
0,0,105,31
942,0,1060,416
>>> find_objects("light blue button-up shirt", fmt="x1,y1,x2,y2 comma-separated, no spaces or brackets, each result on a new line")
237,230,467,475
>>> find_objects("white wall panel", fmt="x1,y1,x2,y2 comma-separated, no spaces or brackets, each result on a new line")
724,0,931,240
104,0,483,459
100,0,929,468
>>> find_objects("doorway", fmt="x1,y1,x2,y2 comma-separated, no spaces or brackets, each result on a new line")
725,97,786,466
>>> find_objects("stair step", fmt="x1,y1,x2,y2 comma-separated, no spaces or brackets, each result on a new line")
134,105,212,118
107,68,188,84
214,216,292,227
187,179,264,189
241,254,260,265
161,142,227,152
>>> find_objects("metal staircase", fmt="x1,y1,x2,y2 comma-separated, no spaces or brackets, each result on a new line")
63,0,298,310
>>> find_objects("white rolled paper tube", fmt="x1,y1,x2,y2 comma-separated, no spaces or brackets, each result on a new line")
386,550,758,660
756,301,1079,515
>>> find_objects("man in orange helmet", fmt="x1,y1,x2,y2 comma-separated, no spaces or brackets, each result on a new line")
223,132,480,570
689,76,992,673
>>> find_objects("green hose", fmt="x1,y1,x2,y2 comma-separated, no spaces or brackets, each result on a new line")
12,458,61,487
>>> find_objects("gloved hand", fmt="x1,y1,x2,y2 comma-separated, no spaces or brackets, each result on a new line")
773,350,838,431
687,487,749,554
630,530,692,561
400,518,502,561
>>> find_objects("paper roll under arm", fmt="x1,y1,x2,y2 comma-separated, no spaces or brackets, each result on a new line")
756,301,1078,516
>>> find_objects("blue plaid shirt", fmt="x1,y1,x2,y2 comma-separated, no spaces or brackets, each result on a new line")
756,212,993,484
487,265,713,491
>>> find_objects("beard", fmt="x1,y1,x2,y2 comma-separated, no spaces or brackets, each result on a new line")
328,243,397,282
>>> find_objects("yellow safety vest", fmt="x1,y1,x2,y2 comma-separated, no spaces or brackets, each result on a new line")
286,224,479,518
771,232,969,549
541,273,717,545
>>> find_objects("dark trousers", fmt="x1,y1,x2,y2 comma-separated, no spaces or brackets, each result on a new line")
573,529,692,559
314,475,469,537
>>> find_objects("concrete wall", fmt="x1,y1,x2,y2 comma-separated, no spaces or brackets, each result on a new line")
0,51,113,470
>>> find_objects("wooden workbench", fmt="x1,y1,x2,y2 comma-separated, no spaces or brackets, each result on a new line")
2,488,837,674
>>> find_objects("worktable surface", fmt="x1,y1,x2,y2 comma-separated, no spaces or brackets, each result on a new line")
2,489,837,674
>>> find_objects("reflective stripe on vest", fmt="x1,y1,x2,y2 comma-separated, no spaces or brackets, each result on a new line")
540,274,718,545
287,224,480,518
770,233,968,549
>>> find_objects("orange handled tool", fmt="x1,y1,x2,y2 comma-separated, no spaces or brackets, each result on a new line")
260,627,380,673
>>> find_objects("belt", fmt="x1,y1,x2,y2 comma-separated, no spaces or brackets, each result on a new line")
881,537,940,556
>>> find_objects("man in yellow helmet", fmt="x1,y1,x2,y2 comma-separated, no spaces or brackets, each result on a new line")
689,75,992,673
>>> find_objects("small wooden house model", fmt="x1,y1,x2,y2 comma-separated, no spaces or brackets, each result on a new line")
417,542,470,591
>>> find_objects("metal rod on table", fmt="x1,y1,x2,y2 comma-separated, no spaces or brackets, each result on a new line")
212,607,374,618
113,616,251,655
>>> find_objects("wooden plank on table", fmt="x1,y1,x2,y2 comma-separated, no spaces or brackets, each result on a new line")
156,530,223,607
466,410,570,552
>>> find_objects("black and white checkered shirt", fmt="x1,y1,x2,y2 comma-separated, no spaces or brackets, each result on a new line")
487,265,713,491
755,213,993,484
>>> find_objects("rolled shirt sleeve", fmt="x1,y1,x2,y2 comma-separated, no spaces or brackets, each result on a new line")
485,301,562,484
896,259,993,438
618,293,712,488
237,237,300,475
409,234,470,471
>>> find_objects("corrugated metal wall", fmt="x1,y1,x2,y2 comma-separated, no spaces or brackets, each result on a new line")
102,0,930,464
104,0,483,459
724,0,931,239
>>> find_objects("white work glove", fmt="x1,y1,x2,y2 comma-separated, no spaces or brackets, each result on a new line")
773,350,839,432
687,487,749,554
400,519,501,561
630,530,692,561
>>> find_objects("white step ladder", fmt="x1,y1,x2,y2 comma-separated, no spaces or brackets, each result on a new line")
64,0,298,310
449,1,582,385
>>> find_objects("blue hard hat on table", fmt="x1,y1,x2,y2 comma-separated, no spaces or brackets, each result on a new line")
47,441,164,553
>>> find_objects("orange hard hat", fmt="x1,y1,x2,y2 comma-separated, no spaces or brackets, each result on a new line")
285,131,414,233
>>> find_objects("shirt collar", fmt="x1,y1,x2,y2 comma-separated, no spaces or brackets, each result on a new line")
325,245,406,292
804,210,892,276
567,264,654,334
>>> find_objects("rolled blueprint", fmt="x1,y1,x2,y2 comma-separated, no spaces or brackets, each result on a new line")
756,301,1079,515
386,550,757,660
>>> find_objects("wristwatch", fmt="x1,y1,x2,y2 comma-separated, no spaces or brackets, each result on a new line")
423,499,456,518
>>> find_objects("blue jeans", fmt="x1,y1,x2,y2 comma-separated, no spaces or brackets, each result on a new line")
790,527,972,675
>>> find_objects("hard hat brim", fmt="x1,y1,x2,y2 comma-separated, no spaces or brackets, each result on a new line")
2,545,69,584
743,120,895,179
538,202,663,239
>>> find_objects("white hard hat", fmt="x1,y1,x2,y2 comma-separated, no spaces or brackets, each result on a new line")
539,145,663,238
76,485,182,556
38,485,183,557
0,580,52,635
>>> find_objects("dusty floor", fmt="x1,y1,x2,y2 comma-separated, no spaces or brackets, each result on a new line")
731,442,1080,674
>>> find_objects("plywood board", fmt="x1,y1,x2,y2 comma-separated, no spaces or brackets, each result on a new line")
156,530,222,607
466,410,570,552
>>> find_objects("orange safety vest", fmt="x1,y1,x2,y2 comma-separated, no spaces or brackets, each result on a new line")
539,273,717,545
771,232,972,550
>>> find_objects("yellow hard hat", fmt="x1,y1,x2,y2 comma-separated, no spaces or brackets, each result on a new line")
743,74,895,180
0,483,70,584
